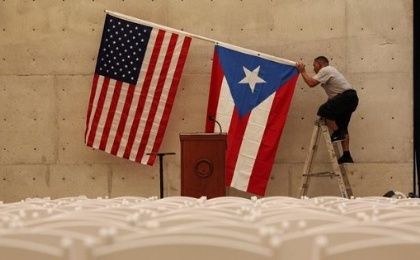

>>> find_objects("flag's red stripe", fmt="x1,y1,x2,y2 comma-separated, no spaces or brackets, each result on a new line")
135,33,179,162
205,49,224,133
86,77,111,147
99,81,123,150
123,30,165,159
225,109,250,186
247,74,299,195
110,84,135,155
147,37,192,165
85,74,99,141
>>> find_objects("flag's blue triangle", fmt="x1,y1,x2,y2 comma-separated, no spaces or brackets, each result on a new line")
216,46,298,117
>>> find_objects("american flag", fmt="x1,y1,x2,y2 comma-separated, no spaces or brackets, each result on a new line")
206,45,298,195
85,14,191,165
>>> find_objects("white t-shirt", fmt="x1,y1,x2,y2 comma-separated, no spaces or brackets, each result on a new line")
313,66,352,99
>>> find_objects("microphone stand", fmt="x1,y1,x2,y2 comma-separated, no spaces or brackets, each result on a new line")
208,116,222,134
146,152,176,198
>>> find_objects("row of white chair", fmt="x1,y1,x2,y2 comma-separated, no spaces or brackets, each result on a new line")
0,196,419,259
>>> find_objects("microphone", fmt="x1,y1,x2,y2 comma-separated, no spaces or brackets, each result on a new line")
208,115,222,134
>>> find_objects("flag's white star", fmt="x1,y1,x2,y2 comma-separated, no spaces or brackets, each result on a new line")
238,66,266,92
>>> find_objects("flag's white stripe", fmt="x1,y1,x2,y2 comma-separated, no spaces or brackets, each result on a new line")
230,93,275,191
116,29,158,158
141,35,185,164
86,76,105,143
104,82,129,153
92,79,117,149
215,77,235,132
129,31,172,161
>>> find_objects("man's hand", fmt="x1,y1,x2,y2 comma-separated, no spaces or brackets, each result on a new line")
296,61,320,88
296,62,306,73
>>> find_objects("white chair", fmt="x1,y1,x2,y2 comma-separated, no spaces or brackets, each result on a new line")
321,236,420,260
93,234,274,260
0,237,65,260
274,223,420,260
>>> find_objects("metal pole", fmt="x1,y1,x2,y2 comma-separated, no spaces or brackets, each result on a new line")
158,154,164,199
147,152,176,198
104,10,297,66
414,0,420,197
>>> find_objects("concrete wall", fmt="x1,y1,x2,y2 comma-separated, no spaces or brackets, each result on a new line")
0,0,413,202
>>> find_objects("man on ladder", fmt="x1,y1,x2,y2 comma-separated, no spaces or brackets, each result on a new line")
296,56,359,164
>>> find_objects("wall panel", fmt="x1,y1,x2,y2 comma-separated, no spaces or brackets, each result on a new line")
0,0,413,202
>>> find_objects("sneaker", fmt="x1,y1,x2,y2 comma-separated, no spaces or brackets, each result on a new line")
331,130,345,142
338,154,354,164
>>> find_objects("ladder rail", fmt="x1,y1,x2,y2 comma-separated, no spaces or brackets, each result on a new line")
319,123,350,198
299,120,321,197
334,145,354,197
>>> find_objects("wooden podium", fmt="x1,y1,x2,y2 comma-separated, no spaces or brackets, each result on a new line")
180,133,227,198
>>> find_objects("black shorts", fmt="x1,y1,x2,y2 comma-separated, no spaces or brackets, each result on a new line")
317,89,359,134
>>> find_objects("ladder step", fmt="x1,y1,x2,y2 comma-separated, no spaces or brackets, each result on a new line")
303,171,338,178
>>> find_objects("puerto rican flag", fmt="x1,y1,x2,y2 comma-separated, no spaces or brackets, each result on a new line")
205,45,298,196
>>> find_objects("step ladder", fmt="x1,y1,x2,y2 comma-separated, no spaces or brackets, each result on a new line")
299,118,353,198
